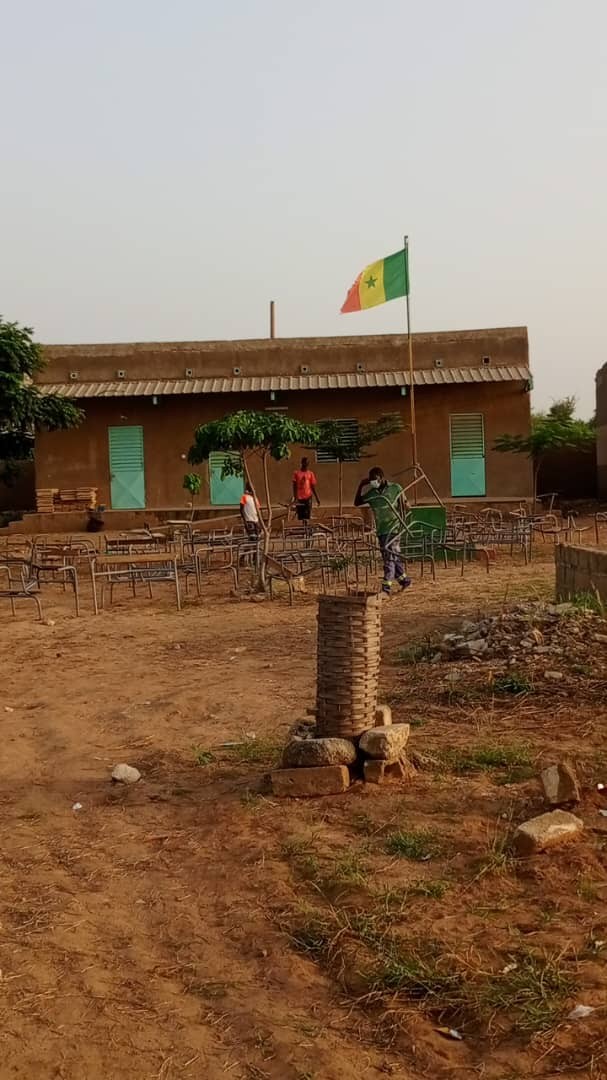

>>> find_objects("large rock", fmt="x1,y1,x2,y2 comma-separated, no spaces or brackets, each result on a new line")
514,809,584,856
111,763,141,784
541,762,581,806
359,723,410,761
271,765,350,798
375,704,392,726
281,737,356,768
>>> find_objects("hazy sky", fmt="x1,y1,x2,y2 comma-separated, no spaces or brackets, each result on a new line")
2,0,606,416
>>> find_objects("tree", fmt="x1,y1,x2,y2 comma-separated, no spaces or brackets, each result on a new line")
182,472,202,521
494,397,595,503
0,317,83,482
313,414,404,515
188,410,321,588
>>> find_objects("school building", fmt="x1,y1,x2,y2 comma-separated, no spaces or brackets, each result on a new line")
33,326,532,516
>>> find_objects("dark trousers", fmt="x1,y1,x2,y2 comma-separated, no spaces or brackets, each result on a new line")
378,533,405,583
296,498,312,521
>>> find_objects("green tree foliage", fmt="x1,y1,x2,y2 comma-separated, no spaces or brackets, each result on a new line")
313,414,404,514
182,472,202,521
0,317,82,480
188,410,321,586
494,397,595,501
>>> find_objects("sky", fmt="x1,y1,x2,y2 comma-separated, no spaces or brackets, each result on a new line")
2,0,606,417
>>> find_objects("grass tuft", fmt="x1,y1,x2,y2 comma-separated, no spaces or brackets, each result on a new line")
193,747,215,766
441,744,532,774
226,737,282,765
385,828,442,861
492,672,533,695
479,950,575,1032
374,942,466,1006
396,640,436,665
408,879,450,899
571,590,604,615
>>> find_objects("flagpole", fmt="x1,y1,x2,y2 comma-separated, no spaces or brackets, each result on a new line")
404,235,417,469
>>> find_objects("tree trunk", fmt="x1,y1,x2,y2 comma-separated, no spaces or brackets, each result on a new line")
533,457,541,510
260,450,273,588
338,460,343,517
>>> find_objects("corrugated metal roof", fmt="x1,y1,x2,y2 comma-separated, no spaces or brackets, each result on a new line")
41,365,530,399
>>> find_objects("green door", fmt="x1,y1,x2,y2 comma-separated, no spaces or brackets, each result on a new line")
108,426,146,509
450,414,486,497
209,452,244,505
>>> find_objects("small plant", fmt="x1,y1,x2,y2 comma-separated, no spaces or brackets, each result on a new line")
408,879,450,900
492,672,532,695
351,812,377,836
287,912,335,959
281,836,317,859
474,827,514,878
576,875,601,903
194,747,215,766
442,745,532,774
226,737,281,765
324,853,369,889
375,886,409,912
374,941,466,1006
571,590,604,615
182,471,202,520
396,641,435,665
479,950,576,1032
495,764,536,785
385,828,442,861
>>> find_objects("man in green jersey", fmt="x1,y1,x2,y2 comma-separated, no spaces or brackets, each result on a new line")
354,466,411,596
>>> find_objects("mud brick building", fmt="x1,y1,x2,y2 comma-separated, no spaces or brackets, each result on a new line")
34,326,532,512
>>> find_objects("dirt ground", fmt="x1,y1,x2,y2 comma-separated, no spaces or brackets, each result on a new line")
1,545,607,1079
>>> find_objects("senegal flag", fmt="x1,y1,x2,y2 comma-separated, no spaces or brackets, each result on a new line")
341,248,409,313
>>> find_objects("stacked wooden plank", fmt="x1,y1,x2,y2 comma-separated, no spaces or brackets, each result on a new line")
36,488,58,513
36,487,98,513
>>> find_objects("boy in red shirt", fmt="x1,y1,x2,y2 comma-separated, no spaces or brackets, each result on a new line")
292,457,320,521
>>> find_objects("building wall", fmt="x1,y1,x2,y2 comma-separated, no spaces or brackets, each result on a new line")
35,381,532,507
38,327,529,384
555,544,607,604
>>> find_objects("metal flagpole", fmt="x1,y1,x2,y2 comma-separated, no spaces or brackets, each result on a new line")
398,236,444,507
404,235,418,468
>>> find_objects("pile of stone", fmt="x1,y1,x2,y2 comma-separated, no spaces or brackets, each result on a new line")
429,600,607,670
514,759,583,855
271,707,414,797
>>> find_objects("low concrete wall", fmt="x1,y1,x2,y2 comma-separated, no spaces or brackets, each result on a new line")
555,543,607,604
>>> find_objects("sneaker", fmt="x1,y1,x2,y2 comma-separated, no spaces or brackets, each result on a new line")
381,583,392,596
398,576,412,591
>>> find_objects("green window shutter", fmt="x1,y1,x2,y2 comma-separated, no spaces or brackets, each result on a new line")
449,414,486,497
209,452,244,506
108,426,146,509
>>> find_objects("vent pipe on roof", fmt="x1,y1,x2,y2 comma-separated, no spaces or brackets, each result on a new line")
270,300,276,339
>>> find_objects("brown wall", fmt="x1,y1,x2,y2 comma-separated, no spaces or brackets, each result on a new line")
38,327,528,384
556,544,607,604
35,381,532,508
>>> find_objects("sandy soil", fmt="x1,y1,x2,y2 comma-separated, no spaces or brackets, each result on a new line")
1,547,607,1079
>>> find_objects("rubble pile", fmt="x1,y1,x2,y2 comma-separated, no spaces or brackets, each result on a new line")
433,601,607,673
